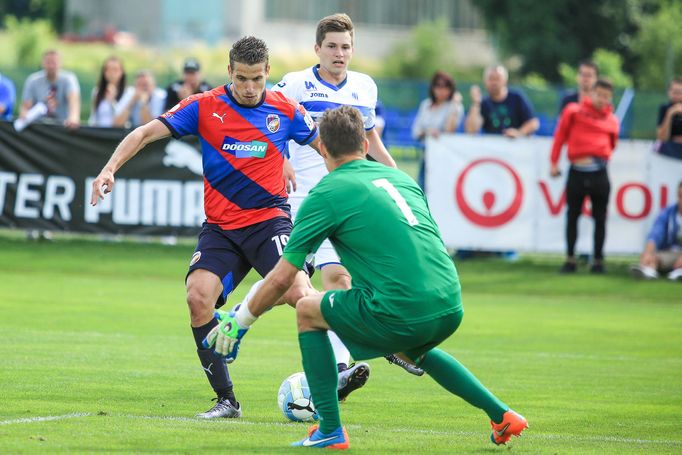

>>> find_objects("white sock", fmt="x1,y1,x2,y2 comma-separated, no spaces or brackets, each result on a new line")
328,330,351,367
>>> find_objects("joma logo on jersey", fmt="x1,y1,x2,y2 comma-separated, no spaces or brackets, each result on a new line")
221,139,268,158
309,92,328,98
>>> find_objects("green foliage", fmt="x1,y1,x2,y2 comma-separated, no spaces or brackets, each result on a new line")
559,49,633,88
0,0,65,32
4,15,56,67
382,19,456,79
632,0,682,89
474,0,654,82
521,72,549,89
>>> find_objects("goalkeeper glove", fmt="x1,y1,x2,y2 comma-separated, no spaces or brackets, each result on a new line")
202,309,250,363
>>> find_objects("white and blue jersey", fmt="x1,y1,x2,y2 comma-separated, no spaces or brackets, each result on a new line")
272,65,378,267
273,65,378,193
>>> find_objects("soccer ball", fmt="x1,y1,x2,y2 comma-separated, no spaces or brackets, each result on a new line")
278,372,318,422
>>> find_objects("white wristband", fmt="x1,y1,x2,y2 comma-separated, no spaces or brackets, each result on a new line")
235,301,257,328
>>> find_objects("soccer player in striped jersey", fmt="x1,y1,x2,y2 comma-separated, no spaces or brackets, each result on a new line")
273,13,423,378
90,36,319,419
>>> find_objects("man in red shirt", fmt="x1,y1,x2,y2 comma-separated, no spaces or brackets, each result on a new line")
550,79,620,274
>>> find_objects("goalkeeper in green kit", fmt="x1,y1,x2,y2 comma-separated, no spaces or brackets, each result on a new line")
203,105,528,449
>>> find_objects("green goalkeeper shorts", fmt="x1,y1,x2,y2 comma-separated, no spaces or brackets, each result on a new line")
320,288,463,361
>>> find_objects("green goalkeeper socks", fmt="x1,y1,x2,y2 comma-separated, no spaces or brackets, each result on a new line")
420,348,508,423
299,330,341,433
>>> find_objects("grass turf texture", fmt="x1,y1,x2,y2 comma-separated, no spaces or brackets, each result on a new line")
0,235,680,454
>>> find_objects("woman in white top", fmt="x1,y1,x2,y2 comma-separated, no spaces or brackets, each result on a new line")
89,56,126,127
411,71,463,188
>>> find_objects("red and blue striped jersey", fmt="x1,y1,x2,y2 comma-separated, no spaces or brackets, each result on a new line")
159,84,318,230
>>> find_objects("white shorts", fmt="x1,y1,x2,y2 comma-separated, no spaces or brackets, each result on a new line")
289,191,340,268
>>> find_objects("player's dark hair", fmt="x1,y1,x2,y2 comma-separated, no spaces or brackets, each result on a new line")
319,105,365,159
93,56,126,111
316,13,354,46
429,70,456,103
229,36,269,68
594,78,614,92
579,59,599,76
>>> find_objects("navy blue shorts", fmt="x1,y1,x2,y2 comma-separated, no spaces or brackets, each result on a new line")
187,216,295,308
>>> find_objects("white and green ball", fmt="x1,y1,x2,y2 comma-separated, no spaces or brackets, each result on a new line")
277,372,319,422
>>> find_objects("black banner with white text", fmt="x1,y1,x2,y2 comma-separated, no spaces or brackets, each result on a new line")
0,121,205,235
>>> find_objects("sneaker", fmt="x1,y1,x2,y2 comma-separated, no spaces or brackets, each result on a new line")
630,264,658,280
385,354,425,376
337,362,370,402
490,410,528,445
195,397,242,419
291,425,349,449
559,262,576,274
590,263,606,274
668,268,682,281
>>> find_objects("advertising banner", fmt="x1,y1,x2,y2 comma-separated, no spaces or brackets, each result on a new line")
426,135,682,254
0,121,205,236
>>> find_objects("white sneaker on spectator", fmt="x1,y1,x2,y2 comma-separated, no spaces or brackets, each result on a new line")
630,265,658,280
667,268,682,281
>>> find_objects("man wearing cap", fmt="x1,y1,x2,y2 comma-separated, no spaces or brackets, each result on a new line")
164,58,212,111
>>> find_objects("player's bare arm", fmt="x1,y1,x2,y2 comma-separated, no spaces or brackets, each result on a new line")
90,119,170,205
366,128,396,168
283,158,297,193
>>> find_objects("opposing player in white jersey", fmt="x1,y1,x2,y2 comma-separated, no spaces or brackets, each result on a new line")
273,13,424,381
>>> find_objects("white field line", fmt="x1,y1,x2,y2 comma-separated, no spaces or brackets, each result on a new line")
0,413,93,425
1,412,680,446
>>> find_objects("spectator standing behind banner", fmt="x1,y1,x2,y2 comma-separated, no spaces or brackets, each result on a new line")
113,70,166,128
630,181,682,281
550,79,620,274
164,58,212,111
464,65,538,138
89,56,127,127
656,77,682,160
19,49,81,129
558,60,599,115
411,71,463,189
0,72,16,120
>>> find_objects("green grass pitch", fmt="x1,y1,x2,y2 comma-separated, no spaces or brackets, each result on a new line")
1,235,681,454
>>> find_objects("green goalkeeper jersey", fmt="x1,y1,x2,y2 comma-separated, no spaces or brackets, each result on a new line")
283,159,461,323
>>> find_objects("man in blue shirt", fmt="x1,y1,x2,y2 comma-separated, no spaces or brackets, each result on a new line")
464,65,539,138
0,72,16,121
631,180,682,281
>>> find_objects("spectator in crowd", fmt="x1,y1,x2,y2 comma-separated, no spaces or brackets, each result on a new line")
631,181,682,281
558,60,599,114
550,79,620,274
113,70,166,128
89,56,127,127
19,49,81,129
656,77,682,160
411,71,463,188
0,72,16,121
465,65,539,138
164,58,211,111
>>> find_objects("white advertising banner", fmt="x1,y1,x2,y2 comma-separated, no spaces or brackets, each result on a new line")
425,135,682,254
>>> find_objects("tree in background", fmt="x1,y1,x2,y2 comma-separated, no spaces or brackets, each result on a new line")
0,0,65,33
383,19,457,80
632,0,682,89
5,16,56,67
559,49,633,89
474,0,657,83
